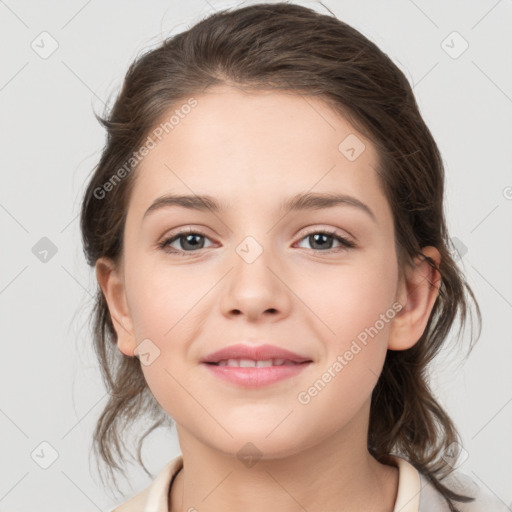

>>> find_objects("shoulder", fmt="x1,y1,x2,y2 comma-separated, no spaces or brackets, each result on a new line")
418,470,510,512
109,485,152,512
107,454,184,512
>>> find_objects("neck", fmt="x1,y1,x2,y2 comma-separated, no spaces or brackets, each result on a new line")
169,402,398,512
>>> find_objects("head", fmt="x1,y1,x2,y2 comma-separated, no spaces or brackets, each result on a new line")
80,3,480,510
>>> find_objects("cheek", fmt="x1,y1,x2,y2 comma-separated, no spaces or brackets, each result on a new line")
294,263,397,433
126,269,199,416
302,254,398,410
299,252,398,340
125,257,210,340
123,260,212,407
341,268,397,340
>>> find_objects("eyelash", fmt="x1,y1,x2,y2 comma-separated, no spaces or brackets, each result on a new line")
157,227,356,256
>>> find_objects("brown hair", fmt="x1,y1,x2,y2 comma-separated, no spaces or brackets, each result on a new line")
80,3,481,509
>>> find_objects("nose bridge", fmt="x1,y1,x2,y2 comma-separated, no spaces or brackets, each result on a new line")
224,201,289,281
231,231,277,285
229,204,278,265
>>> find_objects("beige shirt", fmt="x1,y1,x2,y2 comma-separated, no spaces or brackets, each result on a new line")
110,454,509,512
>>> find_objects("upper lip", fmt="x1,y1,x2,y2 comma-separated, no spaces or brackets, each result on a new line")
201,343,312,364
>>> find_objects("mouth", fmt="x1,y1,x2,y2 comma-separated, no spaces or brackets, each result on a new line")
204,358,311,367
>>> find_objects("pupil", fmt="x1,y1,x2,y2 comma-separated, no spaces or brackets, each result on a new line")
182,234,203,250
310,233,332,250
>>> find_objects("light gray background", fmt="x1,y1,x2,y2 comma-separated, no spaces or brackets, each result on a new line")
1,0,511,510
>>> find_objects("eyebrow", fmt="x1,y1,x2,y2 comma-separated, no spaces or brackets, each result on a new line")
143,192,376,223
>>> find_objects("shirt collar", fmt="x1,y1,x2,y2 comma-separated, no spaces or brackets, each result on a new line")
143,453,421,512
387,454,421,512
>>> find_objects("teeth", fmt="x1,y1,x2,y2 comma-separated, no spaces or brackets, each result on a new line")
256,360,273,367
215,358,300,367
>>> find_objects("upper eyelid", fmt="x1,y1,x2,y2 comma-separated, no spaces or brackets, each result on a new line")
160,226,356,248
161,225,352,239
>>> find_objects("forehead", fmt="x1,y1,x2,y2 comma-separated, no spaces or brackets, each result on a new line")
128,84,390,221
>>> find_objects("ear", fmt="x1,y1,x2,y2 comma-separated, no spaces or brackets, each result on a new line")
95,257,138,357
388,246,442,351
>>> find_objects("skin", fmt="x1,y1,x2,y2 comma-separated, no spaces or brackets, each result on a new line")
97,84,441,512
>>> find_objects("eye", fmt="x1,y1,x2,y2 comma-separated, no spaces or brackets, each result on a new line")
158,228,213,255
295,229,356,253
158,227,356,256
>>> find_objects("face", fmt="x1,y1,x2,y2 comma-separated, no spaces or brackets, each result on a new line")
101,84,415,459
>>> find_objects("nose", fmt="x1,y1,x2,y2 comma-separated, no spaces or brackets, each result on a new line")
219,238,292,323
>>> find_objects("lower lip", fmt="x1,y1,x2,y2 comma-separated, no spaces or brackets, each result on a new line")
202,362,312,388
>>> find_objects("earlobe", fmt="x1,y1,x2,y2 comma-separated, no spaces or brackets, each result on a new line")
388,246,442,351
95,257,138,357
